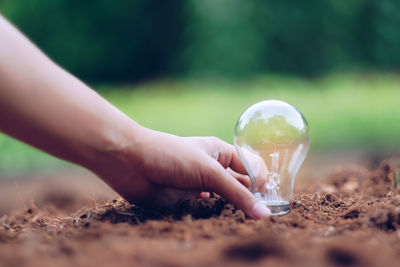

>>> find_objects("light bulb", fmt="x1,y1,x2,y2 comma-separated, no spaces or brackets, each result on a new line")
234,100,310,215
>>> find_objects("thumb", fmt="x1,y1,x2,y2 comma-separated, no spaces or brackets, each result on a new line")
205,160,271,220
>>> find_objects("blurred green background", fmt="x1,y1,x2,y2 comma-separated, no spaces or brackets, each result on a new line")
1,0,400,174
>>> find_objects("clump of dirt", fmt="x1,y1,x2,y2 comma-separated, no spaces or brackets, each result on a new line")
1,159,400,266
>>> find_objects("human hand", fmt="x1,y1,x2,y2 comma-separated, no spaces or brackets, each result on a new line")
92,127,271,220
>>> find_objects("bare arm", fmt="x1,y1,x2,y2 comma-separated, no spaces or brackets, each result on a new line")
0,16,270,219
0,15,139,167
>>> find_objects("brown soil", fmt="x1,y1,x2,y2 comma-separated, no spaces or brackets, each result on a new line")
2,160,400,267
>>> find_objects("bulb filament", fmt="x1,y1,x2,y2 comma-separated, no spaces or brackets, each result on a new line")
265,152,281,201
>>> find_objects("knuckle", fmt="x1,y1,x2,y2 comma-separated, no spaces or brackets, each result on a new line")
215,137,224,145
209,136,222,144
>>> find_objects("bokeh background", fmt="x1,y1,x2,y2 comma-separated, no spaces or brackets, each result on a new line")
1,0,400,175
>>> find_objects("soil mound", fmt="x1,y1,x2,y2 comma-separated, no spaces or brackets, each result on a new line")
1,159,400,266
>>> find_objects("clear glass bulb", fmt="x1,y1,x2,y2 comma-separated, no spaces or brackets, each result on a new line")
234,100,310,215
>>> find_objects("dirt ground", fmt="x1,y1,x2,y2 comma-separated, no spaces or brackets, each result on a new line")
1,158,400,267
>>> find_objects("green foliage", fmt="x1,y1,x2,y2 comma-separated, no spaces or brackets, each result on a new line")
1,0,400,82
0,0,186,82
1,73,400,174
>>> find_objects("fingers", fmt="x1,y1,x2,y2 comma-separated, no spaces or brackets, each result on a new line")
199,192,210,198
206,137,248,175
227,168,251,189
228,146,248,175
205,161,271,220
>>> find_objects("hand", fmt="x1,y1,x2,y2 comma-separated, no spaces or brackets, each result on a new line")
91,127,271,220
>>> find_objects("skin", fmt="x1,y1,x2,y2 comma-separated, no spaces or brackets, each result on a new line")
0,15,271,219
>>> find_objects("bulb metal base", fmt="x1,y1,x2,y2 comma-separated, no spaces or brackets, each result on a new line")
261,200,290,216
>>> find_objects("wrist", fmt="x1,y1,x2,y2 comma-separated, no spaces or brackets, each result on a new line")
81,116,147,175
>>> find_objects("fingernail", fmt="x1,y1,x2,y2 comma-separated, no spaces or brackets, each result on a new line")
250,201,271,219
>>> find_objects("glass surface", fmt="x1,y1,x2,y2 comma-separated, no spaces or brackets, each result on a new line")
234,100,310,215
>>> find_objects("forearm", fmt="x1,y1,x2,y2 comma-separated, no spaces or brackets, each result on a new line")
0,15,142,169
